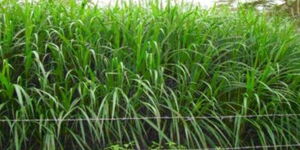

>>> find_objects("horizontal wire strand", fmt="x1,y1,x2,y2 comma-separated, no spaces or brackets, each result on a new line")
0,113,299,122
221,143,300,150
166,143,300,150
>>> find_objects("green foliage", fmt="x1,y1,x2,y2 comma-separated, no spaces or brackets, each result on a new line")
0,0,300,149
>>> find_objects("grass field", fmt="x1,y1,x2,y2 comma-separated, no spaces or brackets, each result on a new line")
1,0,300,149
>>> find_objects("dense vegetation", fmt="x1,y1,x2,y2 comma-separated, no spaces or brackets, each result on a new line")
1,0,300,149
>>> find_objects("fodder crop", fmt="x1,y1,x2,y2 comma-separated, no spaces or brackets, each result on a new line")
0,0,300,149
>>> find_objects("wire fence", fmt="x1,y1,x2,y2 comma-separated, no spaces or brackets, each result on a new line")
172,143,300,150
220,144,300,150
0,113,299,122
0,113,300,149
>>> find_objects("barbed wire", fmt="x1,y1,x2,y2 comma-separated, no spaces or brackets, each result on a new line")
220,143,300,150
165,143,300,150
0,113,299,122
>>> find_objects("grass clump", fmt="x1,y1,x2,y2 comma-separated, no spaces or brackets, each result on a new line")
0,0,300,149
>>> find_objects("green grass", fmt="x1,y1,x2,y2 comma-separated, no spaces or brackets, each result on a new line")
0,0,300,149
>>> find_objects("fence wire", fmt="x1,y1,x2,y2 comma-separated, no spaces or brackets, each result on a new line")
169,143,300,150
219,143,300,150
0,113,299,122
